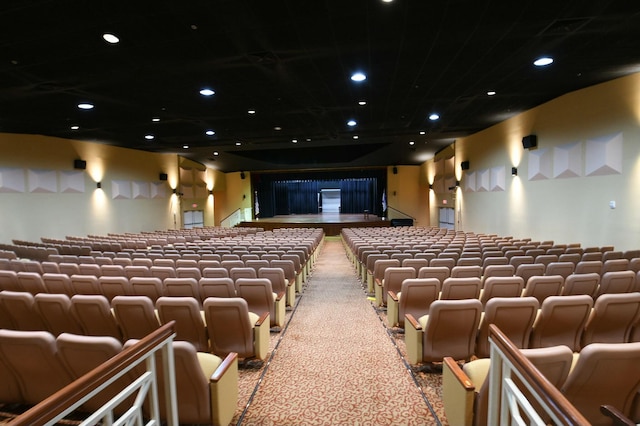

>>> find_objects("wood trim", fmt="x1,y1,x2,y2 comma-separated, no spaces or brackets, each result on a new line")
488,324,590,425
255,311,269,326
443,357,475,390
405,313,421,331
11,322,177,426
388,291,398,302
211,352,238,383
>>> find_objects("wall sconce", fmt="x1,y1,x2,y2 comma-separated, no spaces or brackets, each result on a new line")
172,188,177,194
209,190,213,195
455,180,460,187
96,182,102,189
512,167,518,176
429,184,433,190
243,194,246,199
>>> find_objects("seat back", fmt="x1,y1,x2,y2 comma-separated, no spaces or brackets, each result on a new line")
202,267,230,278
398,278,440,328
99,276,131,301
544,261,575,279
561,272,600,297
382,267,417,304
70,294,123,340
269,259,296,284
521,275,564,304
479,276,524,306
417,266,451,284
422,299,482,362
401,258,430,275
0,270,22,292
235,278,273,319
70,274,102,295
199,277,236,299
230,267,257,281
150,265,177,280
450,265,482,278
482,264,515,282
597,270,636,298
258,267,287,294
129,276,164,302
440,277,482,300
0,290,47,330
56,333,134,413
601,258,630,274
476,297,539,358
515,263,546,285
575,260,603,274
203,297,255,358
581,292,640,347
530,295,593,351
112,295,161,341
0,329,73,404
34,293,84,336
163,277,201,300
16,271,47,295
176,266,202,280
373,259,401,284
156,296,208,352
562,342,640,426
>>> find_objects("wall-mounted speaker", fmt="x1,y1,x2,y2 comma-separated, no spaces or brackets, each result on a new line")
73,159,86,170
159,173,168,181
392,166,398,175
522,134,537,149
461,160,470,170
240,171,246,180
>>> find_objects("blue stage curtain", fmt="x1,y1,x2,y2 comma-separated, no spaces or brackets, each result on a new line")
287,180,319,214
340,178,377,214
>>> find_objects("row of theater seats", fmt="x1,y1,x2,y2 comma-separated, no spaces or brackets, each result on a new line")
0,328,238,426
0,291,271,362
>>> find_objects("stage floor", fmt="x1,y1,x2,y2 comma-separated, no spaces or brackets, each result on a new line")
239,213,388,235
252,213,384,224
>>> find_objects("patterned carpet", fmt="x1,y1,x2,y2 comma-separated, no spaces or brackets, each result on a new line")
232,237,447,426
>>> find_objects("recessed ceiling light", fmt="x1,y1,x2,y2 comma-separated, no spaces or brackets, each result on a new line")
70,125,79,130
358,100,367,106
213,151,219,156
351,72,367,82
235,141,242,146
199,88,215,96
274,126,282,131
145,134,154,140
353,135,359,140
306,138,311,142
419,131,426,135
183,145,189,149
429,113,440,121
347,119,357,127
534,57,554,67
382,0,394,2
248,109,256,114
205,130,215,136
409,140,415,145
292,139,298,143
102,33,119,44
487,91,496,96
77,103,94,110
152,117,160,122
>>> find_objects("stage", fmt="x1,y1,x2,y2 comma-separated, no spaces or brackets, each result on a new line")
238,213,390,236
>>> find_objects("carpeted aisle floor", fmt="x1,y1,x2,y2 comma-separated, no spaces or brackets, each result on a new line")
235,237,439,425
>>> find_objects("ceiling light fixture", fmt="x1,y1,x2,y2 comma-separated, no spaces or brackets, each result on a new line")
292,139,298,143
534,57,554,67
248,109,256,114
409,141,415,145
429,113,440,121
419,131,426,135
235,141,241,146
351,72,367,82
102,33,119,44
358,100,367,106
274,126,282,131
145,134,154,140
487,91,496,96
70,125,79,130
353,135,359,140
347,119,357,127
183,145,189,149
199,88,215,96
77,103,94,110
205,130,215,136
213,151,219,156
152,117,160,122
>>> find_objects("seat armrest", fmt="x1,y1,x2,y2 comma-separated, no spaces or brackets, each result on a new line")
209,352,238,426
405,313,423,364
275,291,285,301
255,311,269,327
388,291,398,302
443,357,475,426
600,405,636,426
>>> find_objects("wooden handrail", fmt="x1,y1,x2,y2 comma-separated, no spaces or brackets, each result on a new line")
10,322,177,426
488,324,589,425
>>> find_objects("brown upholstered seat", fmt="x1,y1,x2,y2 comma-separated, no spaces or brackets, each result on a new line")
156,296,209,351
561,272,600,297
34,293,84,336
199,277,236,300
235,277,285,328
440,277,482,300
405,299,482,364
529,294,593,351
596,270,636,298
478,276,524,306
111,295,161,341
387,278,440,328
581,292,640,347
259,266,295,307
378,266,416,306
521,274,564,304
129,276,164,302
0,290,47,331
203,296,269,360
70,294,123,340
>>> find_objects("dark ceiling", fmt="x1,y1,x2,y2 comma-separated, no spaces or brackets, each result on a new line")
2,1,640,173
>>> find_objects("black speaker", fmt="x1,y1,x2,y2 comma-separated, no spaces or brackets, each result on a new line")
461,160,470,170
240,171,246,180
159,173,168,181
392,166,398,175
522,135,537,149
73,159,86,170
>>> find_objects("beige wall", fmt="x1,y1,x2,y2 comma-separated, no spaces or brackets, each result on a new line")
0,134,178,243
429,72,640,251
387,166,430,226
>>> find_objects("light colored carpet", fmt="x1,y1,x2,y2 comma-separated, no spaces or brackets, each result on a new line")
233,237,440,425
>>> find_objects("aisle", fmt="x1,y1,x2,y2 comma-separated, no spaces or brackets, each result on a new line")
237,237,437,425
